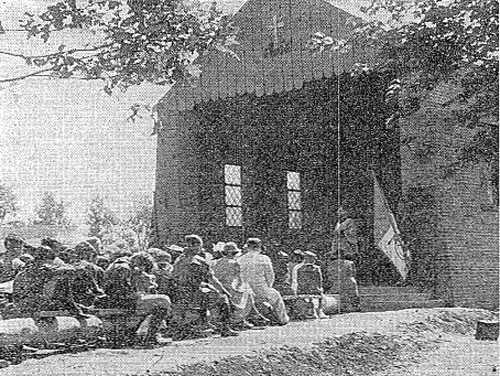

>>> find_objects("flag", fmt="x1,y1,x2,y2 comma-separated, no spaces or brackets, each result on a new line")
373,172,409,280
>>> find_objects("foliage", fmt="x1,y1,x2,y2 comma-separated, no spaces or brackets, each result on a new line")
86,195,119,239
311,0,498,169
123,196,153,250
85,194,152,250
0,0,236,93
35,191,72,226
0,184,18,224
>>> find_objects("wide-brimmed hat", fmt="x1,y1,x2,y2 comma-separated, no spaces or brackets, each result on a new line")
223,242,241,255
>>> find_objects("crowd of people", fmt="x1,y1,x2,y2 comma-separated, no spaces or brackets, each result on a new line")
0,225,361,346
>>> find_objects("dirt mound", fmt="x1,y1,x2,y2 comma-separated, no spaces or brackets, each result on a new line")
167,308,495,376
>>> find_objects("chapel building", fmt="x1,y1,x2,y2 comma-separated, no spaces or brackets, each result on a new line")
152,0,499,309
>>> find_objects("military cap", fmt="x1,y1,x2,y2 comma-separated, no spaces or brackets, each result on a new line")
246,238,262,248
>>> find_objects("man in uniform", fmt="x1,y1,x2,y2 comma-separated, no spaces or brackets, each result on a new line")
171,235,237,337
331,207,359,261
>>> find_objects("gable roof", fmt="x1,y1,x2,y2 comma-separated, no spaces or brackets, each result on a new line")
157,0,372,120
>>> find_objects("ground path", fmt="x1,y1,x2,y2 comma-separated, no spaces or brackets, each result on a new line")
0,308,497,375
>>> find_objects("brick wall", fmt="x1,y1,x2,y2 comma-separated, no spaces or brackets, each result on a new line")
154,76,399,260
400,81,499,309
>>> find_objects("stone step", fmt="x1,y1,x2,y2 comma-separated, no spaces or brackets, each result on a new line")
358,286,425,294
360,299,446,312
360,292,433,301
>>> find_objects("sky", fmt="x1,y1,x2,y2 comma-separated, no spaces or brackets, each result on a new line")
0,0,368,231
0,0,167,229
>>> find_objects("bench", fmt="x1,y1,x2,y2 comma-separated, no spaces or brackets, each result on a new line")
282,294,340,317
9,308,129,320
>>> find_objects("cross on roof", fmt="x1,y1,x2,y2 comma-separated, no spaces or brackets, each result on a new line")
267,15,284,45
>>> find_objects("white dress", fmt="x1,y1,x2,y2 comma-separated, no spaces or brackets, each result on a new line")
238,250,289,324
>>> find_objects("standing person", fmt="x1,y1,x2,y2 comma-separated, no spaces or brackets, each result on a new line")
0,234,25,283
326,251,361,312
331,207,359,261
238,238,289,326
171,235,237,337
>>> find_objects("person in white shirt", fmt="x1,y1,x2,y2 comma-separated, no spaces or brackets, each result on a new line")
238,238,289,325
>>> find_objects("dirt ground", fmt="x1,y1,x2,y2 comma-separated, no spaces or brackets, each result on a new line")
0,307,497,376
385,335,499,376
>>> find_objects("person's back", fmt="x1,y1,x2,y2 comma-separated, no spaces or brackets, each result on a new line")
239,251,274,293
238,239,289,325
296,263,323,295
12,246,83,317
73,260,105,307
103,258,137,310
12,263,53,315
213,257,240,292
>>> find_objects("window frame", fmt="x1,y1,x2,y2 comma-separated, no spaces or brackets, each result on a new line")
286,170,303,230
224,164,243,227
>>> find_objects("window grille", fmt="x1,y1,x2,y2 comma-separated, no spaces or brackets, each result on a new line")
287,171,302,229
224,164,242,227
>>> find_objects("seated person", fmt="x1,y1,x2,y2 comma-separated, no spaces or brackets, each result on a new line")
12,245,86,319
130,252,158,294
325,250,360,312
70,242,106,308
41,238,68,266
238,238,289,326
149,248,175,296
291,250,327,319
103,252,171,344
0,234,26,283
213,242,265,330
171,235,238,338
271,250,294,296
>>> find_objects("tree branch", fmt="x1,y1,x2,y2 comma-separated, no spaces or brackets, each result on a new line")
0,44,111,61
0,68,54,83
